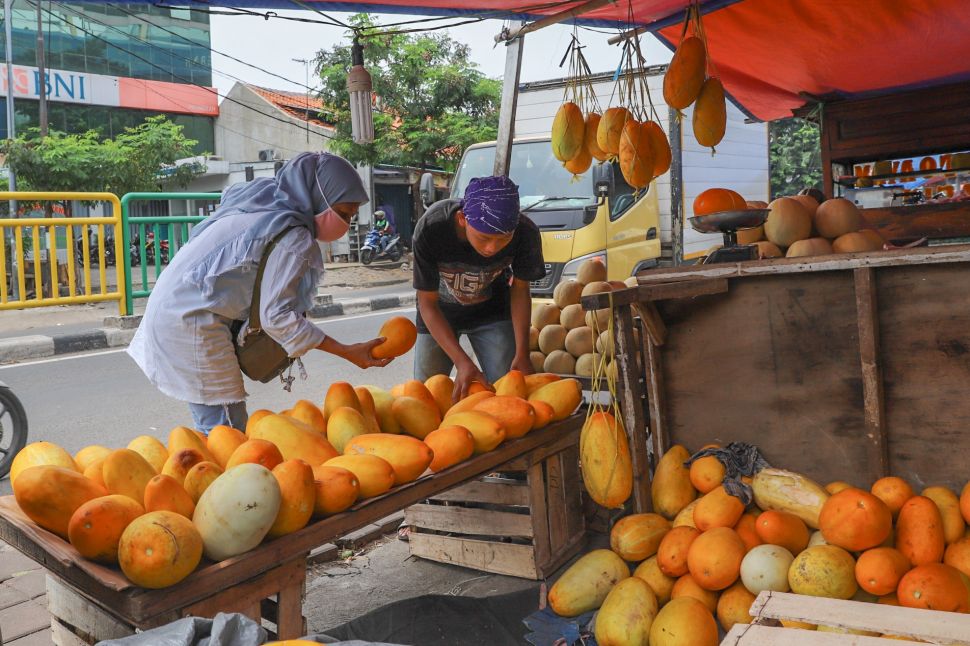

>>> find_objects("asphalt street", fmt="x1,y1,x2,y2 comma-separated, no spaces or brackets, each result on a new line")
0,306,422,495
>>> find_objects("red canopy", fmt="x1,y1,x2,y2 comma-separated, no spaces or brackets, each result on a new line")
257,0,970,121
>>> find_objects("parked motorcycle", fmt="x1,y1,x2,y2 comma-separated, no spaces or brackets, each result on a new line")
74,233,116,267
360,228,403,264
131,231,170,266
0,382,28,479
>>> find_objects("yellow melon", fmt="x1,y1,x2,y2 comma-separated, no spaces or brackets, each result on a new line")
764,197,812,247
815,198,862,239
693,78,726,150
580,411,632,509
619,120,654,189
10,441,78,492
597,107,631,157
584,112,609,162
551,102,585,162
786,237,833,258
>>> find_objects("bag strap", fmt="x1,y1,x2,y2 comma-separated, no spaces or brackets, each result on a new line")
248,227,301,332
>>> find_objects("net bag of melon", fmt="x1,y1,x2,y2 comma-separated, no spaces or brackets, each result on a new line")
663,1,726,154
550,29,602,180
580,291,635,510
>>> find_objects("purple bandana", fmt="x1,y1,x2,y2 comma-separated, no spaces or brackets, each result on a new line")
461,175,520,234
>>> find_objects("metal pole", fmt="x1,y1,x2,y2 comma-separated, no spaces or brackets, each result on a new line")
34,0,46,135
292,57,310,144
492,27,524,178
4,0,17,215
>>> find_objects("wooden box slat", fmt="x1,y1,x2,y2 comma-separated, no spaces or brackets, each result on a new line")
721,625,923,646
748,591,970,645
407,533,538,579
405,503,533,537
430,479,529,506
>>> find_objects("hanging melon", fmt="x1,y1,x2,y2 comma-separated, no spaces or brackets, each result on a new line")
585,112,609,162
663,36,707,111
551,102,585,162
619,120,655,190
597,107,631,157
564,144,593,177
643,121,672,177
693,77,726,150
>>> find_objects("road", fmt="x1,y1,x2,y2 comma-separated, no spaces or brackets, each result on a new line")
0,306,422,495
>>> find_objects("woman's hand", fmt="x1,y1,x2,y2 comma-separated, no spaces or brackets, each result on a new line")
319,336,392,368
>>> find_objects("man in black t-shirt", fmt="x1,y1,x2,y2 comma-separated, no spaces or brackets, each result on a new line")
412,175,545,400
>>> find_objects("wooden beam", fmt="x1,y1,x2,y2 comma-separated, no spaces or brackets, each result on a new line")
494,0,616,42
634,301,666,346
635,243,970,284
644,336,668,465
723,624,925,645
581,278,729,310
614,302,652,513
854,267,889,481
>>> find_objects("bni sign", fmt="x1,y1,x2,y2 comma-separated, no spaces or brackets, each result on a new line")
0,64,120,106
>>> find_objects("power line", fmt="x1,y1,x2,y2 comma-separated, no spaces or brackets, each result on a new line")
283,0,350,29
35,2,334,141
107,2,316,92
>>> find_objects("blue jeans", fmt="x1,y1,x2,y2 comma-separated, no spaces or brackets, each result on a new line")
188,401,249,435
413,319,515,384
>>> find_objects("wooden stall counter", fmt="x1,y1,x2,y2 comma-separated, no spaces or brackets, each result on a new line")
0,415,583,643
583,245,970,491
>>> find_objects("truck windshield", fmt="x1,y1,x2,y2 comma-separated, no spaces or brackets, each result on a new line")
452,141,596,211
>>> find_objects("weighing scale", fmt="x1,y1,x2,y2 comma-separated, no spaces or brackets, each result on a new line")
689,209,770,264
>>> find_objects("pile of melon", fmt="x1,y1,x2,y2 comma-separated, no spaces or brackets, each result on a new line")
548,444,970,643
756,194,884,259
531,258,636,378
7,371,582,589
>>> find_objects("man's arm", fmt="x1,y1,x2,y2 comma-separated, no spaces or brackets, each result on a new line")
508,278,535,375
417,290,491,401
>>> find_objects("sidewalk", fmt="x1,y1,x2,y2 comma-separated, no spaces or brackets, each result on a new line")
0,261,413,364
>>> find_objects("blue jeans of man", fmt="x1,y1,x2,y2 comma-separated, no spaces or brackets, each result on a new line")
413,319,515,383
188,401,249,435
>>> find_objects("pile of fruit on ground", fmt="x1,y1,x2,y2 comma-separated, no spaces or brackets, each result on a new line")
6,371,581,589
549,443,970,644
529,257,635,377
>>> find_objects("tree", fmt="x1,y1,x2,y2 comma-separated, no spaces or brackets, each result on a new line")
769,117,823,199
314,15,501,171
2,115,203,211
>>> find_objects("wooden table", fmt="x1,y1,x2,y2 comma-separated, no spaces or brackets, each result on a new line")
0,415,583,638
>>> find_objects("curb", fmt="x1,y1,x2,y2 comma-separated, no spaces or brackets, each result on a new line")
0,291,416,364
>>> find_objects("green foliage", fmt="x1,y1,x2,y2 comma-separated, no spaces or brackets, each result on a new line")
769,117,822,199
314,15,501,171
2,115,203,199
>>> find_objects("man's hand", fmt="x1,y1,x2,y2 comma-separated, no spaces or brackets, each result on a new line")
509,352,535,376
328,337,392,369
452,359,493,402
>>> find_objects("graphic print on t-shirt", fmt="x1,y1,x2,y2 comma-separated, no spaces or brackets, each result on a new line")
438,259,511,306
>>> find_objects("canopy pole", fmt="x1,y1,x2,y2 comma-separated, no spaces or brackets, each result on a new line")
608,26,647,45
493,25,524,177
494,0,616,43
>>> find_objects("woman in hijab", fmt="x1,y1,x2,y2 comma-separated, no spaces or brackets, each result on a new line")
128,152,390,434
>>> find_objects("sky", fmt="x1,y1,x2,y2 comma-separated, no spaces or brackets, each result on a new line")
208,11,673,101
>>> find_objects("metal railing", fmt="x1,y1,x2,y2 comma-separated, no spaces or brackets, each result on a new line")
0,192,127,314
121,192,220,313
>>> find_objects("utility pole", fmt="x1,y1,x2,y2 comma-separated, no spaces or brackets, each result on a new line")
292,58,311,144
35,0,47,135
4,0,17,201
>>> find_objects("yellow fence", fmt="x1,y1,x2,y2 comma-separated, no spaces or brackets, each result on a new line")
0,192,127,315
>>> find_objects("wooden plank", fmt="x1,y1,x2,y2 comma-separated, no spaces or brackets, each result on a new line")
750,591,970,644
501,427,583,471
722,624,925,646
614,303,652,513
635,243,970,284
273,567,306,640
544,452,568,554
405,504,533,538
527,462,551,568
635,301,666,346
178,556,305,630
430,480,529,506
559,445,585,542
535,530,587,580
854,268,889,482
46,575,133,643
860,203,970,242
0,415,584,623
581,278,729,309
407,533,538,580
875,263,970,488
645,337,668,464
654,273,870,487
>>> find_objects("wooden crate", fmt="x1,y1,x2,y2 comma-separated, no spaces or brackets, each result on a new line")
406,440,586,580
45,556,307,645
722,591,970,645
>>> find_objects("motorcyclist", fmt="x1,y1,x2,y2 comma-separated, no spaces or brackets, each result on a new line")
373,210,393,252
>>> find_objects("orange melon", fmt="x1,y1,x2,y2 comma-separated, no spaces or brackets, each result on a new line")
619,120,654,189
323,455,395,499
14,465,107,539
585,112,609,162
267,460,315,538
143,474,195,518
424,426,475,472
118,511,202,588
206,425,248,469
310,465,360,515
663,36,707,110
344,434,433,485
226,439,284,471
814,198,862,239
687,527,746,591
67,494,144,564
692,77,726,149
371,316,417,359
597,106,631,156
764,197,812,248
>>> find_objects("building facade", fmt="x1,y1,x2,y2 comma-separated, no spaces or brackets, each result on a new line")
0,2,217,151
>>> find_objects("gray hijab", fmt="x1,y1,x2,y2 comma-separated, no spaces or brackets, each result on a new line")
190,151,369,241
